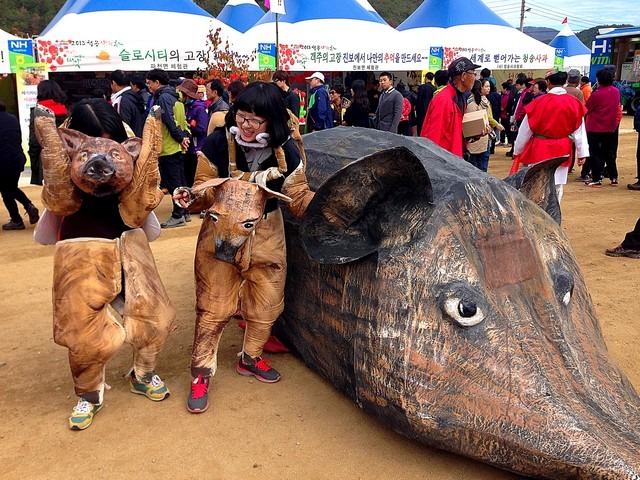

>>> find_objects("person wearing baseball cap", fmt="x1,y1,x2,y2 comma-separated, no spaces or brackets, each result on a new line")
177,79,209,190
419,56,484,157
305,72,333,132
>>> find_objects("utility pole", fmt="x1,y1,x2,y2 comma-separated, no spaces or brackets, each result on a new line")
519,0,526,32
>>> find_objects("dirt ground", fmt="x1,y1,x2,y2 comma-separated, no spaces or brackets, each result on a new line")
1,115,638,480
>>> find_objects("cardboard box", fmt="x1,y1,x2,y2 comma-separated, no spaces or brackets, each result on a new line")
462,109,489,138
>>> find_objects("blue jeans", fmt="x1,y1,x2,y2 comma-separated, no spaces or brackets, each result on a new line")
468,147,490,172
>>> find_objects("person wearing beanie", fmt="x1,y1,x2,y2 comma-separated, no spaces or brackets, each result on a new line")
565,69,585,103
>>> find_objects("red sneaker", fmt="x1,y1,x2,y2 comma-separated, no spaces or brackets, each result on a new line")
237,353,281,383
187,375,210,413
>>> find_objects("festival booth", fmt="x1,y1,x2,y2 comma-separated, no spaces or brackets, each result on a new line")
35,0,243,73
242,0,409,73
217,0,265,34
396,0,556,75
549,20,591,73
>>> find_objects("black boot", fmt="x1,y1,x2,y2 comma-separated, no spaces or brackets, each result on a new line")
26,203,39,224
3,219,25,230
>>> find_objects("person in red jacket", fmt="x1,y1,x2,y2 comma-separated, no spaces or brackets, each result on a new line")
512,70,588,202
420,57,481,157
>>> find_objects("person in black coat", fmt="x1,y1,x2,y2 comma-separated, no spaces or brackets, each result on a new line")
110,70,146,137
272,70,300,118
416,72,436,133
0,101,39,230
343,79,371,128
485,81,502,154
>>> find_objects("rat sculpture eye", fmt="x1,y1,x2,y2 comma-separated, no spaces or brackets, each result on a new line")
243,222,255,229
553,270,574,307
444,298,485,327
439,282,487,328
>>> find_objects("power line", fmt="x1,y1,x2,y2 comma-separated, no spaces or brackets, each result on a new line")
484,0,610,30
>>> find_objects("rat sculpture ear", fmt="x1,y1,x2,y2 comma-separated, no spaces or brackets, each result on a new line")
300,146,433,264
503,156,567,225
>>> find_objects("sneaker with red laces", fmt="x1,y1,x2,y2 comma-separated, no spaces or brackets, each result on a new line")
605,245,640,259
586,180,602,188
187,375,210,413
237,352,281,383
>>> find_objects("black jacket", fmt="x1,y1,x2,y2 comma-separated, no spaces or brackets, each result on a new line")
416,82,436,132
281,88,300,118
118,89,146,137
0,111,27,174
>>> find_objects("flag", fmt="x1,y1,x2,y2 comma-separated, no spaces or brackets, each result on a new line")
267,0,286,14
562,17,568,24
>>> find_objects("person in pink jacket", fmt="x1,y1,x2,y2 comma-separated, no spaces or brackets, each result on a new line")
584,68,622,187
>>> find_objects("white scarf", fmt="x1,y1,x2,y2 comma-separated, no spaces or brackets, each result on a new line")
230,126,272,171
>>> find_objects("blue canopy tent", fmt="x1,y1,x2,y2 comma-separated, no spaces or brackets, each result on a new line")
217,0,265,34
36,0,242,71
549,21,591,73
396,0,554,71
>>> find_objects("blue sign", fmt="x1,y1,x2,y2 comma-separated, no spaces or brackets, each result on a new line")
589,39,613,83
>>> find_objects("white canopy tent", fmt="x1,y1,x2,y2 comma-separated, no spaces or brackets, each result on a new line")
242,0,410,72
35,0,243,72
396,0,556,71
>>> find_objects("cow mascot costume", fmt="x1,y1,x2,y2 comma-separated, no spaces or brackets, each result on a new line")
34,104,175,430
173,82,314,414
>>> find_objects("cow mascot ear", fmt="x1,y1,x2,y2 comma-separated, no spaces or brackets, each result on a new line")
300,147,433,264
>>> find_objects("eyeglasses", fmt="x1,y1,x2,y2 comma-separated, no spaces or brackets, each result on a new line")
236,112,268,129
329,90,336,94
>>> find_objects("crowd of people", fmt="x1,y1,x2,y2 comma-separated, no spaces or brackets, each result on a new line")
1,60,639,430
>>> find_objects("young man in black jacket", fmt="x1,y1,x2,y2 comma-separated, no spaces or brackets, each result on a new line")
110,70,146,137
